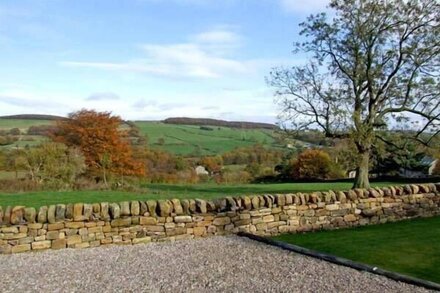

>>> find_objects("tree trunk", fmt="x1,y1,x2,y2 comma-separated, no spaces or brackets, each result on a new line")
353,150,370,189
102,167,108,188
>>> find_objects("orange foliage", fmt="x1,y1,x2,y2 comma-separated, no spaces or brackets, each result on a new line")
53,109,144,177
290,149,332,179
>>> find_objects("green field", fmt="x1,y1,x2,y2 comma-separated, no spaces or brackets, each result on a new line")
0,119,53,131
134,121,283,156
0,118,288,155
0,181,395,208
273,216,440,283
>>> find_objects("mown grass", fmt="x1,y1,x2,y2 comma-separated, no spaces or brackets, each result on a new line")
0,181,395,208
272,216,440,284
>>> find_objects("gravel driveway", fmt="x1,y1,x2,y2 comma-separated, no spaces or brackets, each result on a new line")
0,236,432,292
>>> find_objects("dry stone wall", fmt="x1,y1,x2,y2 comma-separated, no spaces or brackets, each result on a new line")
1,183,440,254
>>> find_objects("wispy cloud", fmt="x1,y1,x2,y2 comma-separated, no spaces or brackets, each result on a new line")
60,27,250,79
86,92,120,101
278,0,329,14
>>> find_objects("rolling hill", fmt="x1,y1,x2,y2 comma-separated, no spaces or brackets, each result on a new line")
0,115,288,155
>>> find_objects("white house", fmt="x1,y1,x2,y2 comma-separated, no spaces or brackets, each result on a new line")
195,165,209,176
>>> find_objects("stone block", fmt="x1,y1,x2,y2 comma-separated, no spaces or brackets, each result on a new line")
130,201,140,216
109,203,120,219
24,207,37,223
140,217,157,225
37,206,48,223
55,204,66,221
213,217,231,226
32,241,51,250
48,223,64,231
12,244,31,253
83,204,93,220
73,203,84,221
47,205,56,224
146,200,157,216
111,218,132,227
132,237,152,244
65,222,85,229
158,200,172,217
67,235,82,245
120,202,130,216
174,215,192,223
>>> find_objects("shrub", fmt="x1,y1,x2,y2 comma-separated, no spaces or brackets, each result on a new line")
289,149,333,180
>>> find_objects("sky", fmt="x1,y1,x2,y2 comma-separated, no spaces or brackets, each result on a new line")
0,0,329,123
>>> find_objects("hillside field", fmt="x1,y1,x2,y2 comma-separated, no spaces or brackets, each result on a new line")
0,117,289,155
134,121,284,156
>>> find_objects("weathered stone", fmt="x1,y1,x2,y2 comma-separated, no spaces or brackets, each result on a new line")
48,222,64,231
120,202,130,216
52,239,67,250
109,203,120,219
193,226,206,236
83,204,93,220
207,201,216,212
100,202,109,219
111,218,132,227
213,217,231,226
241,196,251,210
196,199,207,214
12,244,31,253
146,200,157,217
251,196,259,209
67,235,82,245
140,201,148,215
140,217,157,225
181,200,190,214
73,203,84,221
226,197,237,211
46,231,60,240
65,222,85,229
47,205,56,224
189,199,197,213
158,200,172,217
37,206,48,223
0,206,3,225
65,204,74,219
174,215,192,223
3,206,11,224
171,199,183,215
32,241,51,250
28,223,43,229
55,204,66,221
368,188,380,198
344,214,357,222
347,190,357,201
130,201,140,216
10,206,25,225
132,237,152,244
275,194,286,207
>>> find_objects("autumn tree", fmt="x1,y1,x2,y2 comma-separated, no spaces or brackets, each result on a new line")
288,149,333,180
269,0,440,188
53,109,144,185
200,155,223,174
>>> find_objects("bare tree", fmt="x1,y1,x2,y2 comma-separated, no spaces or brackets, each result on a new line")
269,0,440,188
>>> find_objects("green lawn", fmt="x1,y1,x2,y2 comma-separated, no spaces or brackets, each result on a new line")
273,216,440,284
0,181,395,208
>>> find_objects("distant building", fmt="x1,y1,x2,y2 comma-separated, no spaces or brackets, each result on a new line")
399,156,438,178
195,165,209,176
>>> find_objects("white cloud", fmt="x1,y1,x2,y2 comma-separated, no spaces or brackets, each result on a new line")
279,0,329,14
61,28,250,79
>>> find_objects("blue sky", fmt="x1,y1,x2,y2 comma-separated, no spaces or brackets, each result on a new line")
0,0,328,122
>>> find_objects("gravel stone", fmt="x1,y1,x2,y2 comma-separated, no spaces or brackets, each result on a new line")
0,236,432,292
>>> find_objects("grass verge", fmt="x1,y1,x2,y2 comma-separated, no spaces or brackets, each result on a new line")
272,216,440,284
